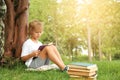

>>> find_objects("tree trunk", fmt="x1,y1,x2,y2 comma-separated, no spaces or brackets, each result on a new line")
108,53,112,61
3,0,29,58
98,30,102,61
87,25,92,62
0,0,6,57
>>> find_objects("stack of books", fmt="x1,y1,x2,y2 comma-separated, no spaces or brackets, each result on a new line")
67,62,98,80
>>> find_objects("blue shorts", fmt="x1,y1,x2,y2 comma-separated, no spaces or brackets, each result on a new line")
29,57,50,69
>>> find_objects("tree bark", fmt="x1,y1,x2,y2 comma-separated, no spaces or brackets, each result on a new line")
3,0,29,58
98,29,102,61
87,25,92,62
0,0,6,57
108,53,112,61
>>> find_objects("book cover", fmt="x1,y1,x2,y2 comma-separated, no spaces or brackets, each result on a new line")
68,62,97,70
38,44,48,51
38,43,55,51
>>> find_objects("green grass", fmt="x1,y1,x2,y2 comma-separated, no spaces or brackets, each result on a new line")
0,62,69,80
95,60,120,80
0,60,120,80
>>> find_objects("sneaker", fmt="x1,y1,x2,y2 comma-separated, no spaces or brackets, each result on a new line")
62,66,69,72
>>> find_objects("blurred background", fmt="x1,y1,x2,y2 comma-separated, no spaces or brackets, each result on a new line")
29,0,120,62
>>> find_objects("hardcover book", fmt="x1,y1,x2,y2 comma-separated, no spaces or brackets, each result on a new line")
68,62,97,70
38,44,48,51
68,70,96,77
68,62,98,80
68,67,98,72
69,74,97,80
33,43,54,60
38,43,54,51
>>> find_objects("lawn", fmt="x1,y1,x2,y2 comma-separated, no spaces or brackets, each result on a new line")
95,60,120,80
0,60,120,80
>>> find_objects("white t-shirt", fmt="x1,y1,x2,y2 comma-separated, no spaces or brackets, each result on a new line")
21,39,42,67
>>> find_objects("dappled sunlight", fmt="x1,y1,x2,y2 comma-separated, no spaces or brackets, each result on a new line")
29,0,120,61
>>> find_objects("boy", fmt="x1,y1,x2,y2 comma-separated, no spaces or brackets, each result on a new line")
21,20,68,71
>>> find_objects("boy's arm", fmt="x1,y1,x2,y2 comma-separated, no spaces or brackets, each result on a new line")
21,50,40,61
21,53,34,61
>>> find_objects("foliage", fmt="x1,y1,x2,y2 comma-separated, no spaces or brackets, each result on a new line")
0,0,6,18
113,53,120,60
29,0,120,61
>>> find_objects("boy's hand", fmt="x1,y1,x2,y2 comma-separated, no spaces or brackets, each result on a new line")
32,50,40,57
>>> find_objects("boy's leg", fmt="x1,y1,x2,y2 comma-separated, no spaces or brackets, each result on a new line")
50,45,65,65
38,46,65,70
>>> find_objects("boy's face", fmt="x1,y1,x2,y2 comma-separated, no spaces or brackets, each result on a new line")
31,30,42,40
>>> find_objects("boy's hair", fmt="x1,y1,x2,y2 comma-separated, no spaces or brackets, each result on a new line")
29,20,43,35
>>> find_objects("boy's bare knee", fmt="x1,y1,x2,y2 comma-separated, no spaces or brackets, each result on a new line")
44,46,51,51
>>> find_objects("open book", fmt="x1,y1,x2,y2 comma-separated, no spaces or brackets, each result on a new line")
33,43,55,60
38,42,54,51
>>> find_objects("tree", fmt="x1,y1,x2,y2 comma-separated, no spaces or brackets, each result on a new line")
2,0,29,60
0,0,6,58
